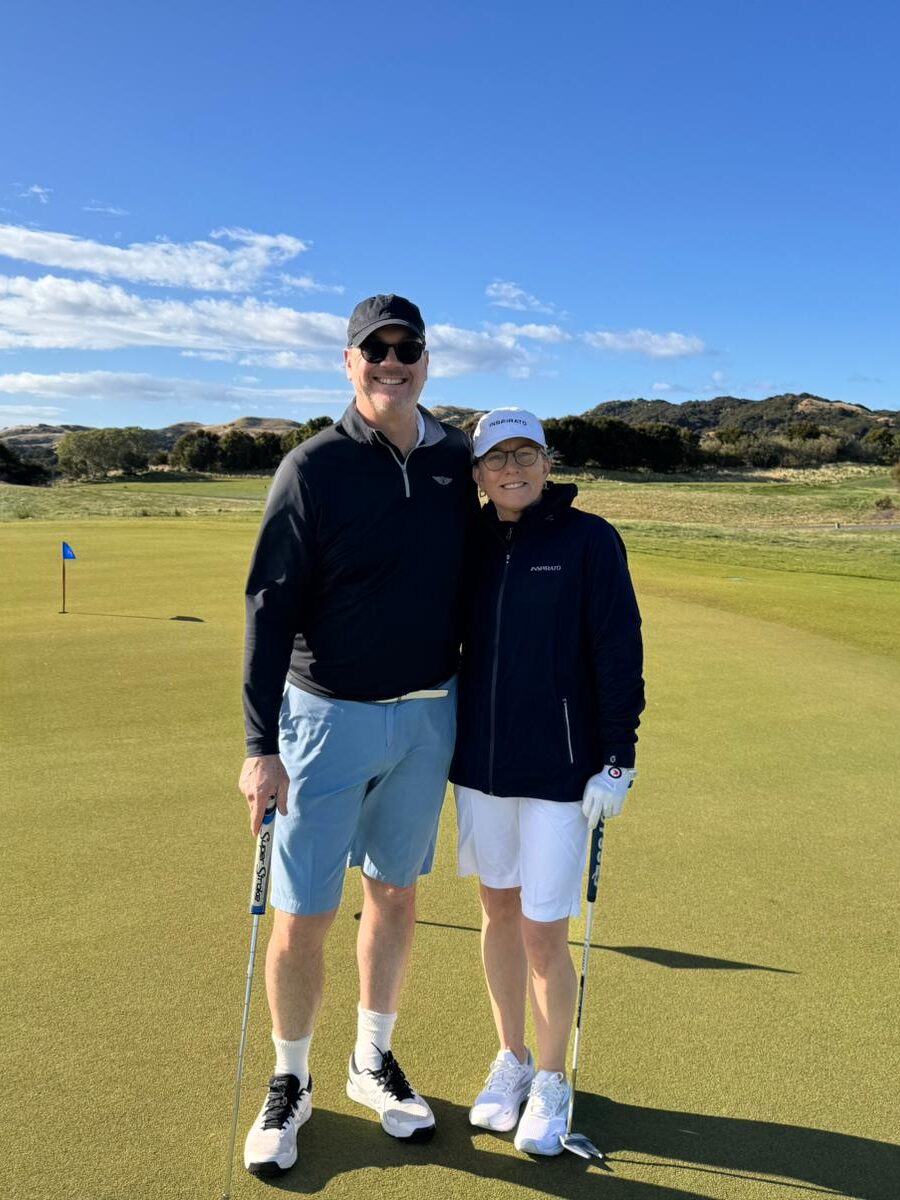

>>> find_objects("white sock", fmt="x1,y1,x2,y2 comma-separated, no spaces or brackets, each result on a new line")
272,1031,312,1085
354,1005,397,1072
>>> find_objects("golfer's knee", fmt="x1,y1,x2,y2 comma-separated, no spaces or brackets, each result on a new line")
270,908,336,957
522,916,569,974
362,876,417,915
480,884,521,923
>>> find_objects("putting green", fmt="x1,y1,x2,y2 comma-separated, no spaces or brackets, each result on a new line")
1,518,897,1200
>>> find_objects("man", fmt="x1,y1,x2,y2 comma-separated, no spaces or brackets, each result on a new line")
238,295,475,1177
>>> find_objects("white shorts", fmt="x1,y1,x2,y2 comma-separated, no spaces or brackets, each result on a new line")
454,785,589,922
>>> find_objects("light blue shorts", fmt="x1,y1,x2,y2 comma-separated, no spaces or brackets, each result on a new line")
272,679,457,915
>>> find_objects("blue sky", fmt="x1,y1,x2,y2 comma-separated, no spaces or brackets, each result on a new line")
1,0,897,430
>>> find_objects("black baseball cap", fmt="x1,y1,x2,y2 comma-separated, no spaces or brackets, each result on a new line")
347,294,426,347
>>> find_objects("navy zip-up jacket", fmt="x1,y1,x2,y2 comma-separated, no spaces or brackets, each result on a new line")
243,401,477,756
450,482,645,803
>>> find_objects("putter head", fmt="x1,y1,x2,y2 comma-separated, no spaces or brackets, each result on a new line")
559,1132,604,1160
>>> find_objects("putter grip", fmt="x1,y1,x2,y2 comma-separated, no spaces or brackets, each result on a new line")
585,819,605,904
248,804,277,915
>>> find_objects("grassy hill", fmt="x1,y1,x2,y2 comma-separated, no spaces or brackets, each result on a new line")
582,393,897,438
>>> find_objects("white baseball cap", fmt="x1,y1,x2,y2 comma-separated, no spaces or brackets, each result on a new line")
473,407,547,458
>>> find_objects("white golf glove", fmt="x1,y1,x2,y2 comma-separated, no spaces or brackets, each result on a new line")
581,765,636,828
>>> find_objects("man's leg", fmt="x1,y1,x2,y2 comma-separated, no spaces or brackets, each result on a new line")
357,875,416,1014
345,688,455,1140
243,909,337,1177
346,874,436,1140
266,907,338,1040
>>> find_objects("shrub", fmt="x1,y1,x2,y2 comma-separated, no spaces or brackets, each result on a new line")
280,417,334,454
253,432,283,470
715,425,744,445
863,427,900,464
218,429,257,471
0,442,51,485
785,421,821,441
171,430,221,471
56,427,153,478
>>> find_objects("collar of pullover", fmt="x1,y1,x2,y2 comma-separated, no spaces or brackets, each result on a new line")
484,480,578,538
338,400,446,449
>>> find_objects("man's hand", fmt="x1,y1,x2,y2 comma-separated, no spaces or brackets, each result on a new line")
581,765,636,828
239,754,290,835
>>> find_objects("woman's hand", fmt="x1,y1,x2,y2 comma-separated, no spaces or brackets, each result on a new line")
581,766,636,828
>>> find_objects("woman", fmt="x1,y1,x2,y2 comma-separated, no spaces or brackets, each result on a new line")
450,407,645,1155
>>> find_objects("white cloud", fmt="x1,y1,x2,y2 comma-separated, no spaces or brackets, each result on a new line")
0,403,65,420
83,202,129,216
0,274,347,352
652,381,693,394
711,369,727,386
0,370,347,408
18,185,52,205
0,275,542,380
280,274,345,295
237,350,343,372
429,323,532,378
180,350,237,362
485,280,554,314
488,322,571,344
583,329,706,358
0,224,309,292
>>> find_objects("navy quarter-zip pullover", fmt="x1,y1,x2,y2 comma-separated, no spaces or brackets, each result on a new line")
243,401,477,756
450,482,645,803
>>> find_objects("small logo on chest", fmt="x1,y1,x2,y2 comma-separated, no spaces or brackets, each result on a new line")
433,476,453,485
530,564,562,572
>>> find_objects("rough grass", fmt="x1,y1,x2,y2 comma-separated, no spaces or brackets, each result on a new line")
2,463,897,525
1,480,899,1200
571,468,898,529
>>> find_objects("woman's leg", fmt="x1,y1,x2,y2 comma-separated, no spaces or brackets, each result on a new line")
480,883,528,1061
522,915,576,1073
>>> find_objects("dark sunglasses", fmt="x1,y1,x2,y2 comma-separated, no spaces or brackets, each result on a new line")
357,338,426,365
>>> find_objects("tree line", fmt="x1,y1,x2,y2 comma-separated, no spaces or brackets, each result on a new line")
3,409,899,486
43,418,334,479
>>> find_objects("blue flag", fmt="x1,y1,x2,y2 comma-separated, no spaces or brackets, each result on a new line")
62,542,77,560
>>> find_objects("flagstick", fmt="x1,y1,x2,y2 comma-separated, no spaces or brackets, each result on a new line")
61,556,66,614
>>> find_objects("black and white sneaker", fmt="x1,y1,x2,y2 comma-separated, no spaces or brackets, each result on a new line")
346,1051,435,1141
243,1073,312,1176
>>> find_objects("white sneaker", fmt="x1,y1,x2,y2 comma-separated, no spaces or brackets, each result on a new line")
243,1073,312,1176
469,1049,535,1131
514,1070,570,1156
346,1051,435,1141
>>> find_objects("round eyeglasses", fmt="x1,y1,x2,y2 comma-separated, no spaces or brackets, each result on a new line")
479,445,545,471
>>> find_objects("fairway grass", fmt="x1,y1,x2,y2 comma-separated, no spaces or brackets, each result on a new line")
2,493,899,1200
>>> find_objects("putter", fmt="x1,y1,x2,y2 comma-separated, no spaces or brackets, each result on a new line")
221,801,277,1200
559,817,606,1160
